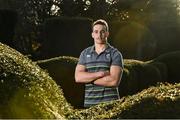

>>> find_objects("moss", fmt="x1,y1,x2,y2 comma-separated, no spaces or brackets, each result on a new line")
35,55,175,108
36,56,180,119
37,56,84,108
0,43,72,119
1,42,180,119
67,83,180,119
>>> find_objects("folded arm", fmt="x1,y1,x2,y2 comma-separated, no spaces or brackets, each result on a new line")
75,64,109,83
93,65,123,87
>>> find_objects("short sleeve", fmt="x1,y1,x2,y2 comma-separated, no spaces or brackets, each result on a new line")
111,49,124,68
78,50,86,65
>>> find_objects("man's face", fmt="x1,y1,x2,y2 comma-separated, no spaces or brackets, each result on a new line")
92,24,109,44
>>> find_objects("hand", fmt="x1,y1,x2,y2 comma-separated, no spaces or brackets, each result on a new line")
97,71,109,77
103,71,110,76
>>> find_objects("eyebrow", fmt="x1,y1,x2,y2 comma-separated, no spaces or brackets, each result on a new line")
93,30,105,32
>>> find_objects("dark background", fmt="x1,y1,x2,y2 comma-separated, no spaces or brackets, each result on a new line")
0,0,180,61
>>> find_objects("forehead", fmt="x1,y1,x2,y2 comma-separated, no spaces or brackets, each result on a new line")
93,24,106,31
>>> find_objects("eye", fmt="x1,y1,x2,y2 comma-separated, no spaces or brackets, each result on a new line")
101,30,105,33
94,30,98,33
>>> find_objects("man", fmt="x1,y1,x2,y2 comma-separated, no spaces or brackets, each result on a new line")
75,19,123,108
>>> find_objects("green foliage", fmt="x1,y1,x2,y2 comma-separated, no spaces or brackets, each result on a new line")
0,42,72,118
67,83,180,119
37,56,84,108
2,0,180,59
36,51,180,109
120,59,162,97
0,42,180,119
150,51,180,83
148,62,167,82
120,51,180,98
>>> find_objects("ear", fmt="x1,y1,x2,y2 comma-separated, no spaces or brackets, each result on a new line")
106,31,109,37
91,32,94,38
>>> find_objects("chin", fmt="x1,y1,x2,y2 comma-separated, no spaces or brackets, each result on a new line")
96,39,106,43
97,42,106,44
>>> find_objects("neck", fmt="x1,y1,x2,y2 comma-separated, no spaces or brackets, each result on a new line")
95,43,107,54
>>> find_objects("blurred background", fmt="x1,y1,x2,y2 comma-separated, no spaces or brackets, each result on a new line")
1,0,180,61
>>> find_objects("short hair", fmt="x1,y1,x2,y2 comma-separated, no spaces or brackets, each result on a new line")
92,19,109,32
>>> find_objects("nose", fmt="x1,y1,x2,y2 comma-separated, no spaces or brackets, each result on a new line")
97,32,102,38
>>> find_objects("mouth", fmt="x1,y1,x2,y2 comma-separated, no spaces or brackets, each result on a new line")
96,38,102,40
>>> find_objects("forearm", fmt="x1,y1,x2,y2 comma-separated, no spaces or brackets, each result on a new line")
93,75,120,87
94,66,123,87
75,71,104,83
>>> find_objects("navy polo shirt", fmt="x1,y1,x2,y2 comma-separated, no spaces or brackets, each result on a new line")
78,43,123,108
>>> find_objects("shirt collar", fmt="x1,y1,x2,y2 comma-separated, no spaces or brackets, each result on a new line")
90,43,111,53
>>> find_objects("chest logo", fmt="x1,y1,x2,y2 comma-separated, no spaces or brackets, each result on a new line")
106,54,110,59
86,54,91,58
